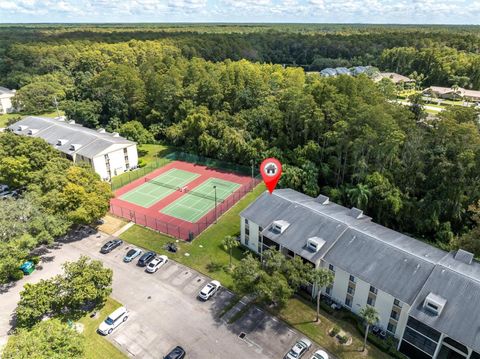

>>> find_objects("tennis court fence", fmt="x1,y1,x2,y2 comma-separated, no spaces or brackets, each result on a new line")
110,151,260,191
109,177,262,241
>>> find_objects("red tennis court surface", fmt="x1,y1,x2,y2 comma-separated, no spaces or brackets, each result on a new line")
110,161,259,240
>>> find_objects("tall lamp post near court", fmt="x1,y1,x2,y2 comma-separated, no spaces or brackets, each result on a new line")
213,185,217,223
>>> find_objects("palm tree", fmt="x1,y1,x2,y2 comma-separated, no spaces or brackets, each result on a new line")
222,235,239,268
347,183,371,209
359,306,379,352
310,268,334,322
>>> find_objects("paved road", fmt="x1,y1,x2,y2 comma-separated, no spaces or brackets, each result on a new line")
0,230,331,358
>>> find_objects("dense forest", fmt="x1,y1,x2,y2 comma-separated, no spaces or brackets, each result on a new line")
1,24,480,255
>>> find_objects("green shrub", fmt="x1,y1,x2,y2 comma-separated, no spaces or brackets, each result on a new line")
10,270,24,281
29,256,40,265
330,326,340,336
206,261,223,272
320,301,335,315
338,335,348,344
138,159,147,168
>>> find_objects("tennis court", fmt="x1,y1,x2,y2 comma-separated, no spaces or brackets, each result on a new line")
110,160,258,240
119,168,199,208
160,178,241,222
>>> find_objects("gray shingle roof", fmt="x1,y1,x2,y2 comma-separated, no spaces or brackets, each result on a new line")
8,116,135,158
409,252,480,353
242,188,480,349
241,188,446,304
323,229,438,304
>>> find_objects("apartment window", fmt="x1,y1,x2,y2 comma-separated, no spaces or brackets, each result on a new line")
387,322,397,334
325,286,332,295
345,295,353,307
329,264,335,272
470,352,480,359
402,327,438,356
369,286,378,295
349,275,355,283
367,295,376,306
394,298,402,308
406,316,441,342
245,234,249,246
390,309,400,321
442,337,468,355
245,218,249,225
245,226,250,235
347,285,355,295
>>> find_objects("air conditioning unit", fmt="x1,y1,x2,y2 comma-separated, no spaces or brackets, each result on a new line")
306,237,326,253
423,293,447,316
112,132,120,137
27,129,38,135
97,128,106,133
69,144,81,151
56,139,68,146
17,125,28,131
68,120,75,124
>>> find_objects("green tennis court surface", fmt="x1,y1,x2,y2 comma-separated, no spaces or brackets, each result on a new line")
160,178,241,222
120,168,199,208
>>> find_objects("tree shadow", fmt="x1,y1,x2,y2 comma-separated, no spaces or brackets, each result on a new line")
0,281,16,294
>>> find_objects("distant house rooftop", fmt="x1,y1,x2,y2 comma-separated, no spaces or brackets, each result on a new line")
374,72,414,84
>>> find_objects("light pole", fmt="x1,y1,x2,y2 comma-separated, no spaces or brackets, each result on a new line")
250,159,254,189
213,185,217,224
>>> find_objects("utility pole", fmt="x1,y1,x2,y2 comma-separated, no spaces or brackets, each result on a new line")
53,96,61,119
250,159,254,189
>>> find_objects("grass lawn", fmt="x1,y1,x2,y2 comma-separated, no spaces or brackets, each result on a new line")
120,183,266,288
79,297,127,359
137,143,174,165
97,214,128,235
276,298,390,359
111,143,173,190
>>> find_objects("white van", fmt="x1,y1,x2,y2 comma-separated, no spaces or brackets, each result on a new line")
98,306,128,335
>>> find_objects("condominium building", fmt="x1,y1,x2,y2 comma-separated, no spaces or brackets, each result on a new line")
8,116,138,181
240,189,480,359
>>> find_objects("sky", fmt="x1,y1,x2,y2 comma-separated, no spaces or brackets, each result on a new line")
1,0,480,24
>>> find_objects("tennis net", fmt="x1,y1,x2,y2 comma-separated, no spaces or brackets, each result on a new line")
184,188,224,203
145,177,183,192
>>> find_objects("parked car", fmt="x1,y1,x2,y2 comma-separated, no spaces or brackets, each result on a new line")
164,346,186,359
100,239,123,254
97,306,128,335
137,251,156,266
124,248,143,262
285,338,312,359
146,255,168,273
198,280,221,301
311,349,329,359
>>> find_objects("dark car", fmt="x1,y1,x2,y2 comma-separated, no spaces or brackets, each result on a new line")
164,346,186,359
137,251,156,266
100,239,123,254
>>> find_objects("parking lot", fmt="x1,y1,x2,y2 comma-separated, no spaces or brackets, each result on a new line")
1,230,332,358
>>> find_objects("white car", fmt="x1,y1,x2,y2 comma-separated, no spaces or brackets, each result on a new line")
198,280,221,300
98,306,128,335
145,255,169,273
311,349,329,359
285,338,312,359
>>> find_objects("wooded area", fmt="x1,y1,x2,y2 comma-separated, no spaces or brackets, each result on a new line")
1,24,480,255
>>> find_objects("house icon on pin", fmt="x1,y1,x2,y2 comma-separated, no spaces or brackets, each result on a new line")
265,163,277,175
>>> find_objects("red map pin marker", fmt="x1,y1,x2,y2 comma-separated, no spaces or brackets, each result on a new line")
260,158,282,194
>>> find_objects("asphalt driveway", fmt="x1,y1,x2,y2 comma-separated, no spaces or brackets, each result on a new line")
1,229,332,358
